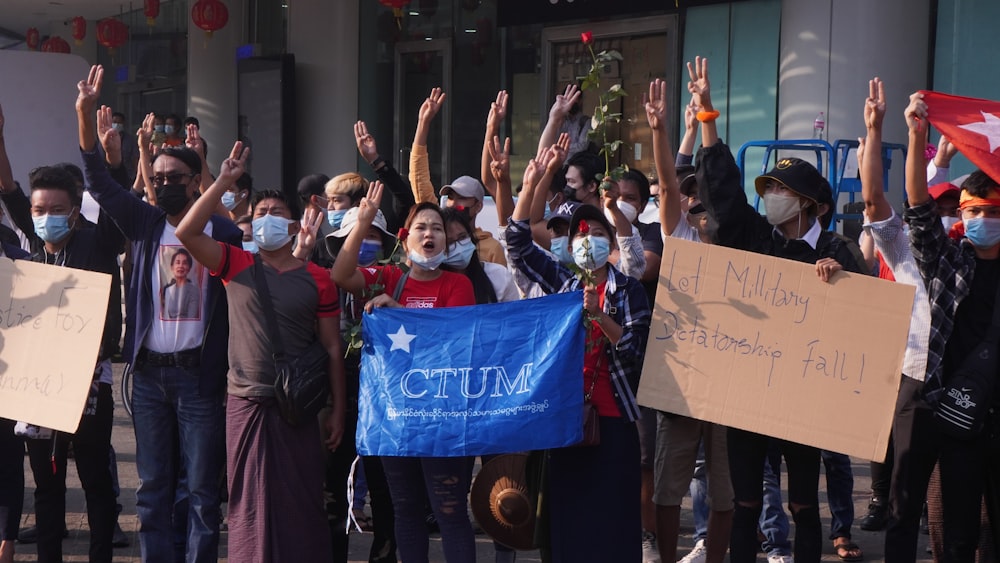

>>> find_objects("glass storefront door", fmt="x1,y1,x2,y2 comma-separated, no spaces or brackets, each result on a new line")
395,39,452,191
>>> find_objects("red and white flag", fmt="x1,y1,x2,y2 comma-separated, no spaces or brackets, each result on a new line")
921,90,1000,183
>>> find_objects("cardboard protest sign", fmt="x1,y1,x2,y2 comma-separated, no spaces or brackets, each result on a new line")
637,238,915,461
358,292,584,457
0,259,111,433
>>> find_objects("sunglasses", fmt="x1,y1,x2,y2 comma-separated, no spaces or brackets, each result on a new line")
152,173,195,187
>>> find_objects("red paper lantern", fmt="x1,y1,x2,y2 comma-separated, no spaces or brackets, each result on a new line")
71,16,86,46
25,28,40,50
145,0,160,27
379,0,411,28
191,0,229,38
96,18,128,53
42,36,72,54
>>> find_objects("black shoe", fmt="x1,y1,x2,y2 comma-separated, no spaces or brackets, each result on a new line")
112,522,130,548
17,524,69,544
859,498,889,531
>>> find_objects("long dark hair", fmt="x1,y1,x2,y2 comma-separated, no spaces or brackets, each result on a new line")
441,207,497,304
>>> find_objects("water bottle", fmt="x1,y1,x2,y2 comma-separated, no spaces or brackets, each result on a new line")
813,111,825,139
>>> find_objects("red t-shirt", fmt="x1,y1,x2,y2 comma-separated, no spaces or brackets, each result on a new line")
359,264,475,308
583,282,619,417
876,250,896,282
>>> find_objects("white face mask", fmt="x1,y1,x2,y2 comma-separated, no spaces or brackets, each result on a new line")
604,200,639,225
762,193,805,226
941,216,960,232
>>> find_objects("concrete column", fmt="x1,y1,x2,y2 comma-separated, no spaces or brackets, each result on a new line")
778,0,929,206
186,0,246,173
287,1,360,179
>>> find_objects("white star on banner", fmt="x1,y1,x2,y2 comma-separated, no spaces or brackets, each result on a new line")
959,111,1000,154
388,325,416,353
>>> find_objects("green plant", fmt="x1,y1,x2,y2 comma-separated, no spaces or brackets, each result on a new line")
578,31,628,192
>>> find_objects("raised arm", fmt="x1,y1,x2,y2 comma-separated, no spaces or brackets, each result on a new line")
355,120,415,232
537,84,581,156
488,135,514,226
529,138,570,247
330,181,383,295
512,157,541,224
481,90,508,198
293,205,324,261
185,125,219,198
904,92,930,207
688,57,718,148
0,106,34,243
677,97,699,160
0,104,16,195
175,142,249,272
76,65,103,152
95,105,123,172
76,66,160,237
861,77,892,222
136,113,157,203
409,88,445,204
645,78,682,237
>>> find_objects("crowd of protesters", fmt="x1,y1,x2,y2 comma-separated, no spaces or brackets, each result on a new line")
0,54,997,563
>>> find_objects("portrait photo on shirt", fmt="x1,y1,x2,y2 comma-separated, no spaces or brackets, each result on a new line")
158,245,204,321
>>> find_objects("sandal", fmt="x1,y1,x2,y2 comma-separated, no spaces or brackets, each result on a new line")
834,539,863,561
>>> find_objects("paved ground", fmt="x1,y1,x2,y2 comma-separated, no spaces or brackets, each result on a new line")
11,364,933,562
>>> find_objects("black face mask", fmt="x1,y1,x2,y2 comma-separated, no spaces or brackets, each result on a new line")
155,184,190,216
562,185,580,202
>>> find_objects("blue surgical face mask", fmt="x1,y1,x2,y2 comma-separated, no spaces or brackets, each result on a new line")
164,125,176,135
112,123,124,133
221,191,241,211
32,213,74,243
242,240,259,253
550,236,573,265
327,209,348,229
443,238,476,269
154,124,165,133
358,239,382,266
252,214,295,251
572,235,611,270
963,216,1000,248
408,248,446,271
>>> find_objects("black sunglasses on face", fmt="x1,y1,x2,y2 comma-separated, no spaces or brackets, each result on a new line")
152,173,195,187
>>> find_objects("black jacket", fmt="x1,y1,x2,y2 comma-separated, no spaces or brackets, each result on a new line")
696,140,864,274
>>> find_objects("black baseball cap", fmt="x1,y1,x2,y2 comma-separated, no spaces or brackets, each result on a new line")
754,158,832,206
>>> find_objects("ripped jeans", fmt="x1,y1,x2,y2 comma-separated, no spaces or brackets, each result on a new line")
381,456,475,563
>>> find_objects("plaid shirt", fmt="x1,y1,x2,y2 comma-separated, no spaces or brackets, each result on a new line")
505,219,651,422
904,200,977,406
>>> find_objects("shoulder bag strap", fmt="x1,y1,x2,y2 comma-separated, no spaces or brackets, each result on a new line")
252,254,286,363
391,269,410,303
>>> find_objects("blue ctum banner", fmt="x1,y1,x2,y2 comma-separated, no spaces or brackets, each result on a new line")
357,291,586,457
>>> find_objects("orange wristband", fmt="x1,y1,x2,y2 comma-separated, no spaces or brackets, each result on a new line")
696,110,720,122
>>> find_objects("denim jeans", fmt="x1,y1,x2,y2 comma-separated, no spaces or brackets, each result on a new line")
821,450,855,540
689,441,709,542
759,443,791,556
382,456,475,563
132,365,224,563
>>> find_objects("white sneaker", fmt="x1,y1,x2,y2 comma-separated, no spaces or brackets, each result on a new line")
677,539,706,563
767,555,794,563
642,531,661,563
